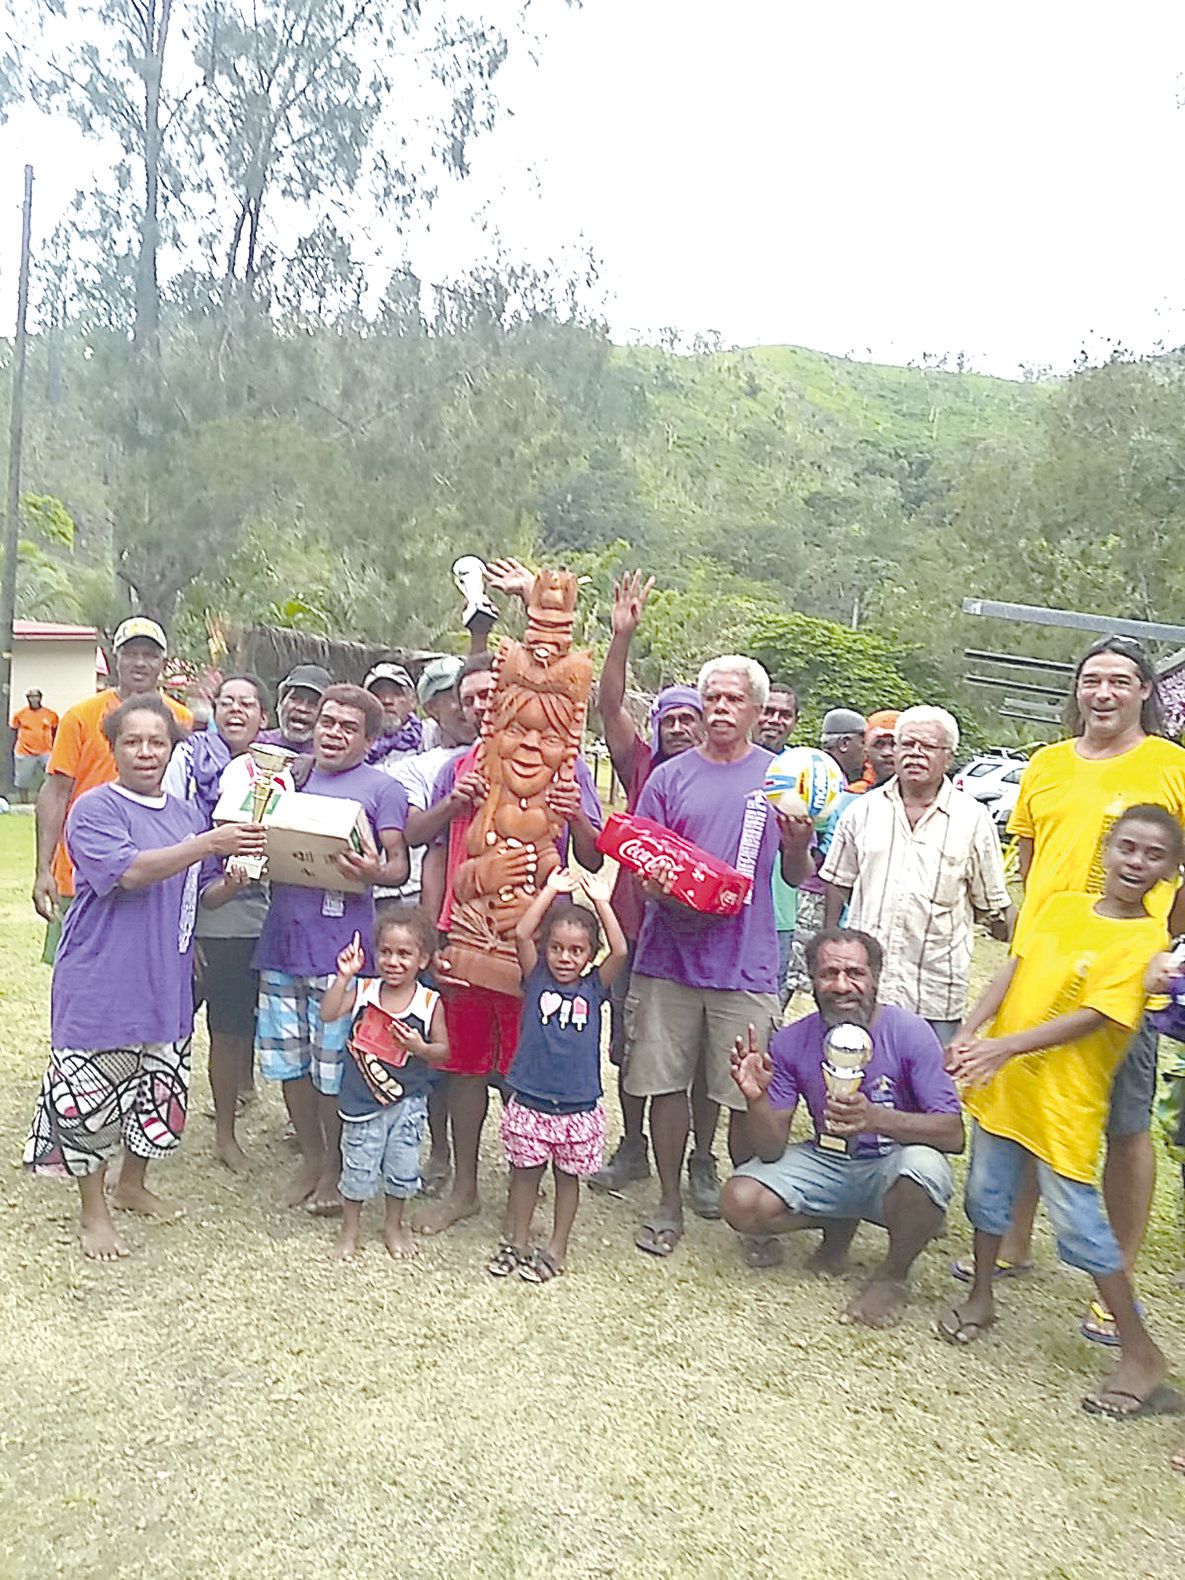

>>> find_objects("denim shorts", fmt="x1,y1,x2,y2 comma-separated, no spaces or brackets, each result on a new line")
256,972,351,1095
1106,1018,1158,1139
733,1140,953,1227
338,1094,428,1202
964,1121,1122,1277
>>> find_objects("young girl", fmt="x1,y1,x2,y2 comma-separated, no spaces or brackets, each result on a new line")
320,907,448,1261
488,868,628,1284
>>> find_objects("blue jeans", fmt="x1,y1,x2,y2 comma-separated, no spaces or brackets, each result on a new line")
964,1122,1122,1277
338,1094,428,1201
734,1140,953,1227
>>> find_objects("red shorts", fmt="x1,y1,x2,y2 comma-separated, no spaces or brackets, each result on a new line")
501,1097,606,1176
441,986,523,1078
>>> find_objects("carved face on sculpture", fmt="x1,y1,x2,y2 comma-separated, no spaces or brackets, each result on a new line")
498,691,570,799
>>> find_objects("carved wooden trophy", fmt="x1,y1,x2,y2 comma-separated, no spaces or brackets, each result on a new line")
445,569,593,996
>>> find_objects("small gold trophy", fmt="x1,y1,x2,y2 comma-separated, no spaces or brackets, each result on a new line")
229,742,295,880
820,1022,874,1155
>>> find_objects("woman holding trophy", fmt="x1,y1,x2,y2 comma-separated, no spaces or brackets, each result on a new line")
164,674,295,1171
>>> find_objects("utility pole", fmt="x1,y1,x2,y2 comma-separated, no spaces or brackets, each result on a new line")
1,164,34,799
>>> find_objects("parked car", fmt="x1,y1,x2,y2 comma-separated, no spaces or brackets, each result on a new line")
954,757,1025,813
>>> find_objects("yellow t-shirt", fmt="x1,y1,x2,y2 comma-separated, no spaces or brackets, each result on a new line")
1008,735,1185,949
965,893,1165,1181
47,689,194,895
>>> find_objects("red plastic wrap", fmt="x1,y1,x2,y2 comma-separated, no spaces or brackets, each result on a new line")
596,811,752,917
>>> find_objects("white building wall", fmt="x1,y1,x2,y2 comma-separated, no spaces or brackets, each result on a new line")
11,640,100,719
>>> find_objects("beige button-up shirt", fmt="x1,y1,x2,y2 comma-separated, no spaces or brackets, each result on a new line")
819,778,1010,1021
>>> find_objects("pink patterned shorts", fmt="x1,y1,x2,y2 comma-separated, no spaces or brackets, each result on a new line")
501,1096,606,1177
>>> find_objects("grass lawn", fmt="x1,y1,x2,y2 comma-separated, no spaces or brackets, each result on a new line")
1,811,1183,1578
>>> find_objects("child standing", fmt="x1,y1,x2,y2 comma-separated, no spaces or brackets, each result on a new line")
320,907,448,1261
940,804,1184,1420
488,868,628,1283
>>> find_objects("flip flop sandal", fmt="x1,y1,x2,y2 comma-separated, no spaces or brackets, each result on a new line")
1082,1384,1185,1420
950,1256,1034,1283
1080,1298,1146,1347
518,1247,562,1284
487,1244,525,1278
935,1307,996,1345
634,1216,683,1257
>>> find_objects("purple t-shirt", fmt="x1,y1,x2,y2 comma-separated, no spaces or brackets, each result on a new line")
253,763,409,977
256,728,314,757
632,746,779,994
52,784,208,1049
767,1005,961,1159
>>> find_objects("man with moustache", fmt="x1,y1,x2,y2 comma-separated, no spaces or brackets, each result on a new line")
722,928,964,1327
624,655,814,1258
587,571,709,1196
257,664,332,756
821,706,1012,1048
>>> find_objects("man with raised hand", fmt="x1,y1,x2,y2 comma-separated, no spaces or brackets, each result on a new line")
821,705,1012,1048
722,927,963,1327
624,654,813,1258
32,617,193,958
587,571,709,1200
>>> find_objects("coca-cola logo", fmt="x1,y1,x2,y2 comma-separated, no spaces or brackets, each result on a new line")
617,837,684,879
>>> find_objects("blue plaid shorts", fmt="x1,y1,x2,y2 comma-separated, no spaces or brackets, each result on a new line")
256,971,351,1095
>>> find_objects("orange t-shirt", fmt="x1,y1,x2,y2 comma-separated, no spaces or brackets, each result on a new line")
11,705,59,757
47,689,194,895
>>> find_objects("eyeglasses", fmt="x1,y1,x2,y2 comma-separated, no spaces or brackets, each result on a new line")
897,737,951,755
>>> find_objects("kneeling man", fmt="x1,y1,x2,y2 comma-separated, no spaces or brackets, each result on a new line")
721,927,964,1326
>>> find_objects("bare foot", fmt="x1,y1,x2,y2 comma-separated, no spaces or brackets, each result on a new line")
805,1243,849,1276
422,1157,451,1198
330,1228,360,1262
415,1193,480,1236
111,1182,184,1219
80,1213,129,1261
282,1160,320,1209
215,1136,250,1174
385,1222,419,1260
841,1278,908,1328
1171,1443,1185,1474
305,1176,343,1217
741,1234,785,1268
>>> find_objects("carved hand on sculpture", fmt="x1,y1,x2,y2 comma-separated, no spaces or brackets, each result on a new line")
459,844,537,902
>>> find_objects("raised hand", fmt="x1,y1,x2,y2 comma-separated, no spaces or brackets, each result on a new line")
611,570,656,637
729,1023,773,1103
546,867,581,894
578,870,611,905
484,557,535,604
336,931,365,979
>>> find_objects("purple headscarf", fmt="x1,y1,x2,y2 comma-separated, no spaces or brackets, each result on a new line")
649,685,703,757
366,713,424,765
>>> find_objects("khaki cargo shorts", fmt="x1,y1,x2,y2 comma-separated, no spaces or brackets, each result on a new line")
622,974,780,1112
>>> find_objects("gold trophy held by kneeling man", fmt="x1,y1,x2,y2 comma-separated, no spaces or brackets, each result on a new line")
819,1022,874,1155
229,742,296,880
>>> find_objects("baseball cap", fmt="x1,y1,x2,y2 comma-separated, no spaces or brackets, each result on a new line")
113,616,167,653
417,656,464,706
821,707,867,737
279,663,331,696
364,662,414,693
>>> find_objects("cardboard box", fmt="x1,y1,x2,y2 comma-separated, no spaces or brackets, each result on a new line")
596,811,752,917
212,783,377,893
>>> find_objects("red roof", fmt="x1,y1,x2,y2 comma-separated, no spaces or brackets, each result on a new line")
14,620,98,640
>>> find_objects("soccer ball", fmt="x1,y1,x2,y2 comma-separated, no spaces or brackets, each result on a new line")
762,747,845,828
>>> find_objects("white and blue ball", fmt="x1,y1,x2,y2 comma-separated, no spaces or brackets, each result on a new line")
762,747,845,828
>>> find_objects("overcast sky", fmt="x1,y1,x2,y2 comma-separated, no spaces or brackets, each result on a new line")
3,1,1185,376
